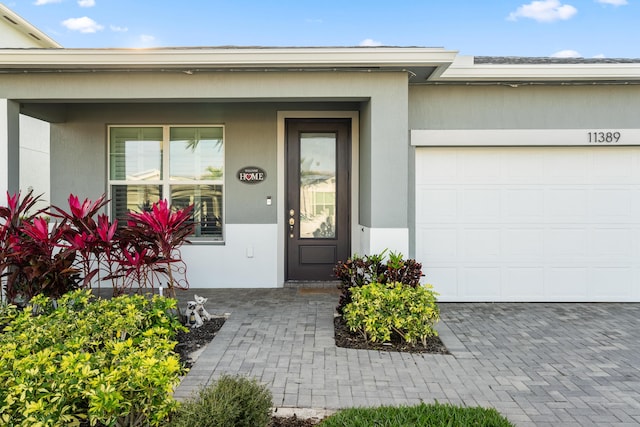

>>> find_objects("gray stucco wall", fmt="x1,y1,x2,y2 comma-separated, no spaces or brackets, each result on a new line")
409,84,640,129
9,69,412,230
355,74,409,229
50,101,359,224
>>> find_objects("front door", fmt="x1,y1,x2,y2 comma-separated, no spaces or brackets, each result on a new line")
286,118,351,281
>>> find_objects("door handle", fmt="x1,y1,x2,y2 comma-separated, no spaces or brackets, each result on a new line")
289,210,295,238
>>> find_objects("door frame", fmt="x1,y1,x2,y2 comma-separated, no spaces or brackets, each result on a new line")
277,111,360,285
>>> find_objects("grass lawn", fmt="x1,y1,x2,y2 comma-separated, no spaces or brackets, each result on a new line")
319,402,515,427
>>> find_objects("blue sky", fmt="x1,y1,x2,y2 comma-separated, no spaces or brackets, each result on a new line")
4,0,640,58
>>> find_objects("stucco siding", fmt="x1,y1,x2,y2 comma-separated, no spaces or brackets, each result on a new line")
49,102,362,225
409,84,640,130
19,115,49,208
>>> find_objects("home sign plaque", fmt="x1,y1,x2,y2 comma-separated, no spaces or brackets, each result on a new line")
237,166,266,184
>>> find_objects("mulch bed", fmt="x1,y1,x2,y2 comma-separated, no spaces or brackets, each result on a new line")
174,316,226,369
333,315,450,354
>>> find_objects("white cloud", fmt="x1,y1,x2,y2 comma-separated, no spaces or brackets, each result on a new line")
593,53,606,58
34,0,62,4
596,0,627,5
110,25,128,32
140,34,155,43
551,49,582,58
508,0,577,22
78,0,96,7
360,38,383,47
62,16,104,33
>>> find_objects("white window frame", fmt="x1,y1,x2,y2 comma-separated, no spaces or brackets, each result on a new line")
107,124,225,242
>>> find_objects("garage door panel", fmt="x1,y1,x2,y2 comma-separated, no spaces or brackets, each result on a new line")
504,228,544,258
461,189,501,220
505,152,545,183
416,188,457,220
417,149,457,182
416,146,640,301
547,189,589,218
505,267,545,300
463,267,501,299
462,228,500,260
417,227,457,260
545,149,590,183
593,149,635,183
427,267,458,300
591,228,634,258
462,152,501,182
590,267,635,299
547,228,589,257
504,189,544,218
547,267,589,299
591,189,633,218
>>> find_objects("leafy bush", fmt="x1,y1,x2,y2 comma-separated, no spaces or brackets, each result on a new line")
319,402,515,427
334,250,423,314
0,190,78,305
344,281,439,346
0,301,18,330
168,375,273,427
0,290,186,427
0,191,194,304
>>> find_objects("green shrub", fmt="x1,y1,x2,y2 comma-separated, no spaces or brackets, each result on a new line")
168,375,272,427
319,402,515,427
344,281,439,346
0,290,185,427
334,250,424,314
0,301,18,330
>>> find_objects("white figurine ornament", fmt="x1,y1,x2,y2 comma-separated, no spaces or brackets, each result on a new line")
185,294,212,328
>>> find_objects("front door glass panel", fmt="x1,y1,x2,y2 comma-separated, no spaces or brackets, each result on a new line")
299,132,336,239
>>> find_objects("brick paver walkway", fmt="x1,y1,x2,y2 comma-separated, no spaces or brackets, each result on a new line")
174,288,640,426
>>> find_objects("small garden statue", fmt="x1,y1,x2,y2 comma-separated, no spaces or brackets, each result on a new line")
184,294,212,328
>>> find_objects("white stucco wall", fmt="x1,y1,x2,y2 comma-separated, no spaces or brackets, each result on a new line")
19,115,50,208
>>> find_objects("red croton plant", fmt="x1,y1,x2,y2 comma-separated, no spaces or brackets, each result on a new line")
0,191,194,305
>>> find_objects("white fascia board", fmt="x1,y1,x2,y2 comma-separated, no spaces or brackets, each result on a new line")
0,47,458,70
0,4,61,48
432,55,640,82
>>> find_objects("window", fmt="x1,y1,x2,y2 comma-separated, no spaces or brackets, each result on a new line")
109,125,224,240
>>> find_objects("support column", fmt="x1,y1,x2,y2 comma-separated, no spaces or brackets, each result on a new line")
358,76,410,256
0,99,20,197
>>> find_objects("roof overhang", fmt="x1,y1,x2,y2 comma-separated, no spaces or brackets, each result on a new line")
0,3,61,48
428,55,640,83
0,46,458,81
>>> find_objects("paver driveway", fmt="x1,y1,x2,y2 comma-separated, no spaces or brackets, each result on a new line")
175,288,640,426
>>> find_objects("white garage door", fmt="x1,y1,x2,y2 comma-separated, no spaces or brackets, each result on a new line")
415,146,640,302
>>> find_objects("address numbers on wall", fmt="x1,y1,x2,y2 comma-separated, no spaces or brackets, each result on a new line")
587,131,621,144
411,129,640,146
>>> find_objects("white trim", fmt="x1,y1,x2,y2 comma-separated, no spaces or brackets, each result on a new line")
276,111,359,286
411,129,640,147
0,47,457,70
432,55,640,82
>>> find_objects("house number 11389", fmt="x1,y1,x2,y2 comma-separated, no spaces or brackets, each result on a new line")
588,131,621,143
